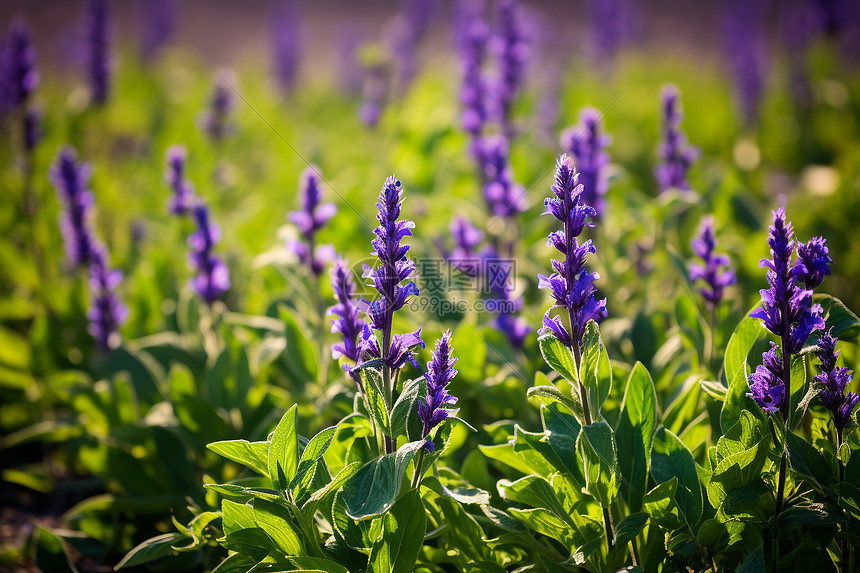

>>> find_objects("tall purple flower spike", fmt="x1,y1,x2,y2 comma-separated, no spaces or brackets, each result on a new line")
360,176,423,371
50,146,97,269
88,245,128,351
164,145,196,216
655,85,698,193
723,0,766,127
5,20,38,111
689,217,735,310
747,342,787,415
138,0,174,62
586,0,633,65
329,258,366,366
458,3,490,160
86,0,111,106
480,134,525,218
201,72,235,141
747,208,829,415
538,154,607,349
560,108,610,217
815,329,858,431
287,166,336,276
389,0,438,90
188,204,231,305
493,0,527,137
270,1,301,93
418,330,458,451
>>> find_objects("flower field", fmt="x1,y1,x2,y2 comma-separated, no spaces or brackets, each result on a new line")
2,0,860,572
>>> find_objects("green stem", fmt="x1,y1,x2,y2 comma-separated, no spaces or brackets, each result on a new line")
410,449,426,488
837,427,846,572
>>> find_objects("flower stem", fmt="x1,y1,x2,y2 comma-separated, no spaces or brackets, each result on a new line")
411,449,426,488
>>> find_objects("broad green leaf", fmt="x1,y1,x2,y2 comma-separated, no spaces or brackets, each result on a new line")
290,426,336,493
538,333,578,383
262,557,351,573
268,405,299,490
614,512,648,546
721,315,766,432
527,385,583,421
222,499,255,536
785,432,833,488
736,546,765,573
707,413,770,508
280,307,319,384
437,498,490,563
33,527,80,573
651,427,703,529
207,439,269,477
643,478,682,531
814,294,860,341
778,504,845,529
541,403,586,487
580,321,611,418
341,440,425,520
478,441,556,477
498,475,576,528
115,532,186,570
616,362,657,512
390,377,424,442
356,361,391,436
368,489,426,573
253,498,304,555
577,421,618,508
303,461,363,511
675,293,706,363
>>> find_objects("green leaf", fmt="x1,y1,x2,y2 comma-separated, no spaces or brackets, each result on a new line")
527,385,583,421
33,527,80,573
303,461,363,511
341,441,425,520
814,294,860,341
643,478,682,531
498,475,576,528
616,362,657,512
736,546,765,573
356,361,391,436
369,489,426,573
290,426,336,493
676,293,707,362
707,413,770,508
778,503,845,529
786,431,833,488
280,307,319,384
207,439,270,477
721,315,766,432
614,512,648,546
541,403,586,487
577,421,618,508
253,498,304,555
538,333,578,383
268,405,299,490
580,321,611,418
390,377,424,442
222,499,256,535
651,427,703,529
263,557,351,573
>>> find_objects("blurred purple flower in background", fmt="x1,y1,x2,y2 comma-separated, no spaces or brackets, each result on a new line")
270,1,302,93
723,0,767,128
24,107,40,151
389,0,438,90
287,166,337,276
51,147,97,269
329,258,366,366
655,84,698,193
418,330,458,451
5,20,38,111
815,329,858,431
88,245,128,351
164,145,196,216
561,108,610,218
457,2,490,158
188,204,231,305
86,0,111,106
201,72,235,141
689,217,735,310
586,0,634,66
492,0,527,138
538,154,607,349
480,135,525,219
138,0,174,62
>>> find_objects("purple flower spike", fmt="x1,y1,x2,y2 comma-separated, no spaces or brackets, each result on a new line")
138,0,174,62
480,135,525,218
747,342,787,414
748,208,827,417
538,154,607,349
50,146,97,269
723,0,766,127
86,0,111,106
689,217,735,310
359,176,422,372
188,204,230,305
6,20,38,111
87,245,128,351
270,1,301,93
287,166,336,276
560,108,610,217
655,85,698,193
164,145,196,216
458,4,490,147
493,0,528,135
586,0,633,65
418,330,458,451
201,72,235,141
329,258,366,365
815,329,858,431
794,236,832,290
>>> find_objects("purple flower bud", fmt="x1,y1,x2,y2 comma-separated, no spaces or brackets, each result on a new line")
560,108,610,217
87,245,128,351
538,154,607,349
747,342,787,414
329,258,366,364
164,145,196,216
270,1,301,93
50,146,97,269
138,0,174,62
689,217,735,309
86,0,111,106
655,85,698,193
287,166,336,276
5,20,38,110
418,330,458,450
815,329,858,431
794,236,832,290
201,72,235,141
188,204,230,305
